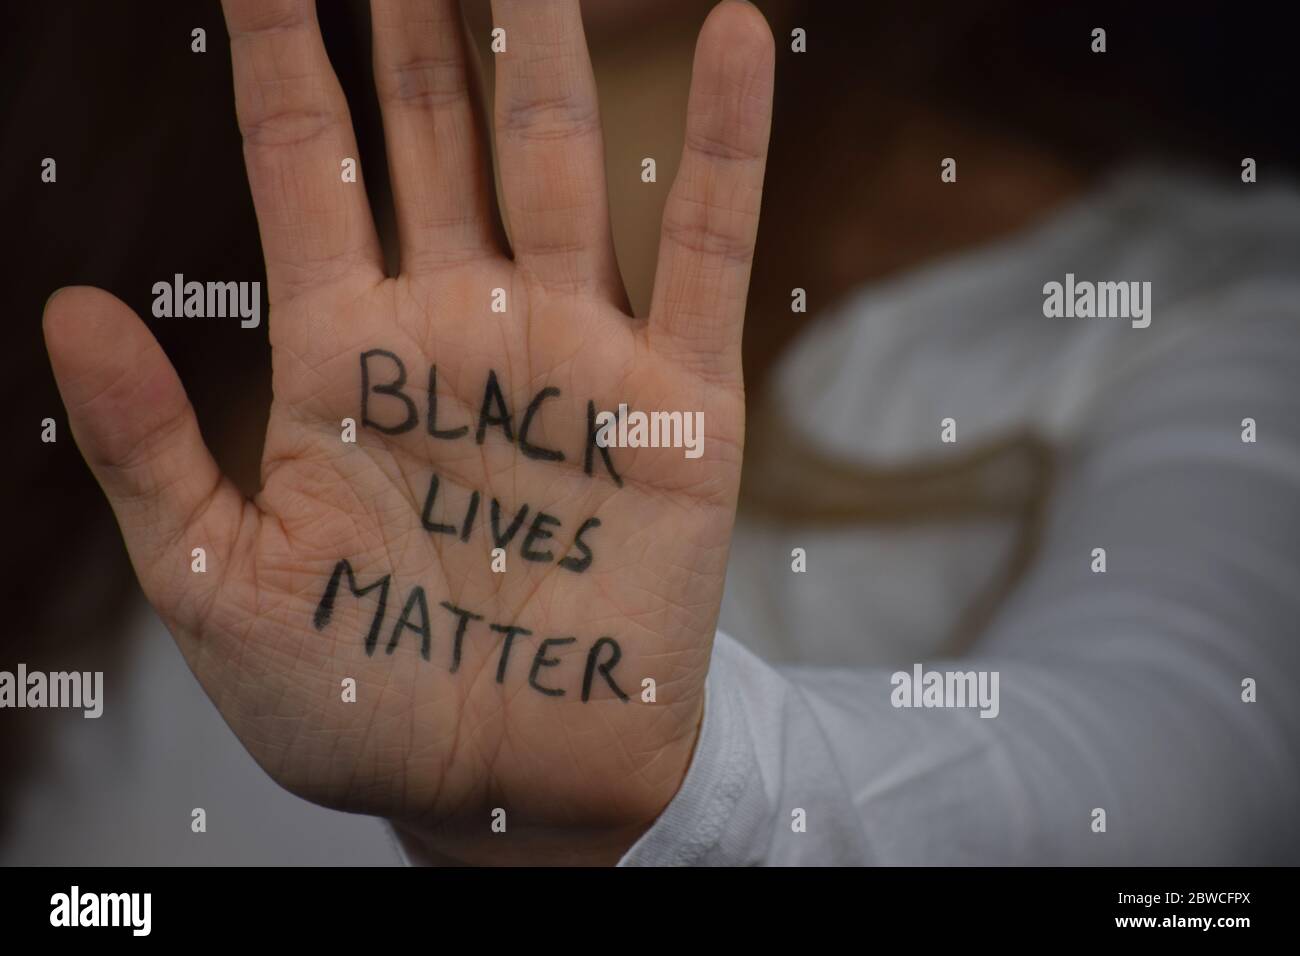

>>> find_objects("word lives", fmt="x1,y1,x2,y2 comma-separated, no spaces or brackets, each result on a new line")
418,473,601,573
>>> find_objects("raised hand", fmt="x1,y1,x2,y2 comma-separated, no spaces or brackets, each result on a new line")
43,0,774,865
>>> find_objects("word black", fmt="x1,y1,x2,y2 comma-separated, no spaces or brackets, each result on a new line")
360,350,622,487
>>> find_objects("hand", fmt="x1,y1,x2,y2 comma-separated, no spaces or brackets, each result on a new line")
43,0,774,865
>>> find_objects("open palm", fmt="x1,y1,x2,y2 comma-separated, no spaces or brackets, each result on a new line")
43,0,773,864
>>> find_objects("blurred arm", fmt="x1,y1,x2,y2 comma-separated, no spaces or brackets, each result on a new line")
621,286,1300,865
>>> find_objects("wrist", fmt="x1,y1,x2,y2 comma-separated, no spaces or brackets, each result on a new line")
390,700,704,866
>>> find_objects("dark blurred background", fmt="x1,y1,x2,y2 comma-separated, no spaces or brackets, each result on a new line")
2,0,1296,856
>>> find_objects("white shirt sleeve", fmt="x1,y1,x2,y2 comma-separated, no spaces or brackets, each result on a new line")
620,282,1300,866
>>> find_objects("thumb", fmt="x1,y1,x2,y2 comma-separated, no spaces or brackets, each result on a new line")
43,286,244,628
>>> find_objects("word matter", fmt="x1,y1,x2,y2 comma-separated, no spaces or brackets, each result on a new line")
313,559,631,703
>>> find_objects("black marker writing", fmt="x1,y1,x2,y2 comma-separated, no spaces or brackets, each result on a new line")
316,560,631,702
314,559,392,656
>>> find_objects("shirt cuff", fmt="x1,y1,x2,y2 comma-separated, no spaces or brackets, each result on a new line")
617,629,774,866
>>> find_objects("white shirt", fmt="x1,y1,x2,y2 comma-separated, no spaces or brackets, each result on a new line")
620,165,1300,865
